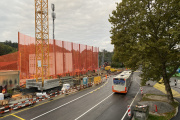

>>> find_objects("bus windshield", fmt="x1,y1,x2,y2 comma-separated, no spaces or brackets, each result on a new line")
113,78,125,85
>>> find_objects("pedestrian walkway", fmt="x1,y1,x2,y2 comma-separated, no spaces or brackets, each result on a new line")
153,79,180,98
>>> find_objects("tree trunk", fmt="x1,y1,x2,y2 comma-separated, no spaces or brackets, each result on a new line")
163,77,174,103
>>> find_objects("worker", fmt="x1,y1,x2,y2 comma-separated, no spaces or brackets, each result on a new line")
2,88,6,94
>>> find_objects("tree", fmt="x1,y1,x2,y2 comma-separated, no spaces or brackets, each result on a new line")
0,43,17,56
99,50,113,66
109,0,180,102
4,40,18,49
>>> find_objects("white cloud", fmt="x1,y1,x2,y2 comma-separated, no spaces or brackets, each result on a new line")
0,0,121,52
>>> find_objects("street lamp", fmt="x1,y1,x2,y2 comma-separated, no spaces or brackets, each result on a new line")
51,3,56,40
51,4,56,76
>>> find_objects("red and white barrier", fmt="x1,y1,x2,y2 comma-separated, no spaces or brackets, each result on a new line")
0,78,106,114
128,105,131,117
140,87,143,94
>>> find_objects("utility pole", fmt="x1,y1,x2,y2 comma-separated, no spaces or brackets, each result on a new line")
101,49,104,68
51,4,56,40
98,47,99,76
51,3,56,76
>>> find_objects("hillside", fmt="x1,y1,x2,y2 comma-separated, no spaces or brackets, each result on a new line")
0,40,18,56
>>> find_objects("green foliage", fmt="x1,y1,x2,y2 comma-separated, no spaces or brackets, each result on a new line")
0,40,18,56
0,43,17,56
109,0,180,102
111,62,124,68
4,40,18,49
148,114,167,120
99,50,113,66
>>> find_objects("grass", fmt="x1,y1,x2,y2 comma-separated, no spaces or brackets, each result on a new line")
164,109,176,120
141,94,170,102
145,93,166,97
148,114,167,120
141,96,152,101
170,101,179,108
147,110,176,120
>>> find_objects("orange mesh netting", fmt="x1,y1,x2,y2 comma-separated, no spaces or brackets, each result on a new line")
0,52,19,70
0,32,99,81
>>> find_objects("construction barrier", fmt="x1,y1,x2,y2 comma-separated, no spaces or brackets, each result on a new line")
18,32,99,79
128,105,131,117
141,87,143,94
94,76,101,85
0,32,99,85
0,77,105,115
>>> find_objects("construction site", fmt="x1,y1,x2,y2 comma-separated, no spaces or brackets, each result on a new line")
0,0,122,115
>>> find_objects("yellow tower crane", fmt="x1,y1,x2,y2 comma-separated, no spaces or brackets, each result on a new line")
35,0,49,88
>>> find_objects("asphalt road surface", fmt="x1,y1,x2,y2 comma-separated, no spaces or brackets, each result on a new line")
0,72,141,120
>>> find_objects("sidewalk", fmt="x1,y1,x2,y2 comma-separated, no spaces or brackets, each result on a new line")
169,77,180,98
153,78,180,98
143,79,180,120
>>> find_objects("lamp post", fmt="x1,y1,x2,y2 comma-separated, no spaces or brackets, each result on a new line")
51,4,56,76
51,3,56,40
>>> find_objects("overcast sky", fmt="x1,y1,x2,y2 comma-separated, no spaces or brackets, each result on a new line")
0,0,121,52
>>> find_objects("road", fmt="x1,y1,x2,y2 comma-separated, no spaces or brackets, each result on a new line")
0,72,141,120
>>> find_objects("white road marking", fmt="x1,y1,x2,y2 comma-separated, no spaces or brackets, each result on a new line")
30,92,90,120
121,88,140,120
74,93,113,120
134,77,141,86
30,81,108,120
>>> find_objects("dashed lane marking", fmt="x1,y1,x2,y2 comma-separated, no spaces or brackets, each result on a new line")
30,80,109,120
74,93,114,120
11,114,25,120
90,81,108,94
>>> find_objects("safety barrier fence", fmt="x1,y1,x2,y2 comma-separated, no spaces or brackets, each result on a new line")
18,32,99,80
0,52,19,70
0,32,99,86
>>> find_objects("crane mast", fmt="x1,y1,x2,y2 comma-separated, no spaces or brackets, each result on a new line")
35,0,49,87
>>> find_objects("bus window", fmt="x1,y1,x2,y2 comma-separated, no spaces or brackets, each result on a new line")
113,78,125,85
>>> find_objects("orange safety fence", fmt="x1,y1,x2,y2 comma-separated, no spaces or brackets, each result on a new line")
0,32,99,82
18,32,99,79
0,52,19,70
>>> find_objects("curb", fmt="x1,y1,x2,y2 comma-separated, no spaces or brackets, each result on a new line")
175,106,178,117
174,99,179,117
